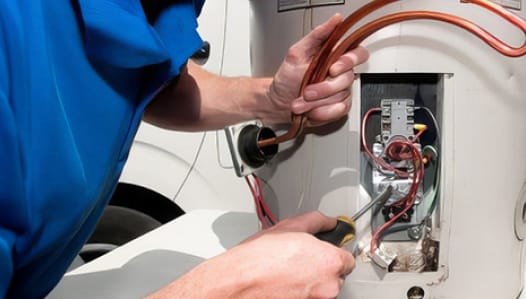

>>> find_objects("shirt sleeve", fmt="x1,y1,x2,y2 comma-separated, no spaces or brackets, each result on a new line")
0,8,18,297
76,0,203,99
0,88,21,299
0,228,15,298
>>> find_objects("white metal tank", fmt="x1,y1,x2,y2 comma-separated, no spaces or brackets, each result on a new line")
249,0,526,298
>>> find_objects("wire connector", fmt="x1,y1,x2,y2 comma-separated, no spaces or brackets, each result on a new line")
369,247,397,270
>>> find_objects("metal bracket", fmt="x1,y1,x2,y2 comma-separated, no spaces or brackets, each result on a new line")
224,120,263,177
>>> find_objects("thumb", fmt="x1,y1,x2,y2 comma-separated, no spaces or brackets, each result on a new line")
294,14,343,56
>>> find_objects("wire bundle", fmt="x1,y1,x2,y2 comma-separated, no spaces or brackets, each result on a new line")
245,174,278,229
369,141,425,252
362,108,426,252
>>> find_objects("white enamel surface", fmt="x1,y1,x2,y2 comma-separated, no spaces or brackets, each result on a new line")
251,0,526,298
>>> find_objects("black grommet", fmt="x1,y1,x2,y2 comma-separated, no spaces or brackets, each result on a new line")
238,125,278,168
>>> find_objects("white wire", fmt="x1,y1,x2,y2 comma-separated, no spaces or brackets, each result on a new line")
215,0,235,169
175,0,233,200
172,132,207,201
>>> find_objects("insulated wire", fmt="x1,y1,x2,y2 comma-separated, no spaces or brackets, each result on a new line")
370,141,425,252
416,106,441,146
245,175,268,228
172,132,207,201
215,0,234,169
255,176,279,225
379,145,440,237
370,108,439,240
361,107,426,250
177,0,232,198
422,146,440,219
219,0,229,76
245,174,278,228
361,107,410,178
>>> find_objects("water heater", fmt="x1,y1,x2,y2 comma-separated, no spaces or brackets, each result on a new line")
247,0,526,298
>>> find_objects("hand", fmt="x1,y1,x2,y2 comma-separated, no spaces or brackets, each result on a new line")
147,212,354,299
232,213,354,299
268,14,369,125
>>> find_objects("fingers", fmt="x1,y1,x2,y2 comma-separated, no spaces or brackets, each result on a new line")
242,211,337,244
306,97,351,124
318,239,355,279
338,249,355,276
289,47,367,124
291,47,369,125
292,89,350,115
300,46,367,103
276,211,337,234
329,46,369,77
302,70,355,102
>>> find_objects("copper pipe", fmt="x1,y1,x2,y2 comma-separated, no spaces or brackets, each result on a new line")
257,0,526,148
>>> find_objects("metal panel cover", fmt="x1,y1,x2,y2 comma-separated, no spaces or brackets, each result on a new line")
491,0,521,9
278,0,344,12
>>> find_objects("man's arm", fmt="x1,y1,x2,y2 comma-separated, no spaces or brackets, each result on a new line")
144,14,369,299
146,212,353,299
143,63,283,131
144,14,368,131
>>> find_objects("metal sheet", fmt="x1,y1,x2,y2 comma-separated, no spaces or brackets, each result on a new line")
491,0,521,10
278,0,344,12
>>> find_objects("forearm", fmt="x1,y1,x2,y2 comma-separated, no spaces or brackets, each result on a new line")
144,62,289,131
144,249,252,299
145,212,351,299
144,15,369,132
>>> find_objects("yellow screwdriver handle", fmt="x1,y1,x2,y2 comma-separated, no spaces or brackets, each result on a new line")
314,216,356,247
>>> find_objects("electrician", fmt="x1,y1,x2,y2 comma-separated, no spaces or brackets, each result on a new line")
0,1,368,298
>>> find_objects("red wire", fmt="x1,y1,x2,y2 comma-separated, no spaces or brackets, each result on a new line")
245,176,270,229
253,175,279,224
362,108,410,178
362,108,428,252
369,141,424,252
245,174,278,229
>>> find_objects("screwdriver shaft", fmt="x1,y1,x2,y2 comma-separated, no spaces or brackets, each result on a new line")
351,185,393,221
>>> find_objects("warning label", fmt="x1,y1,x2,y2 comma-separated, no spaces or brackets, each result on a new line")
278,0,345,12
491,0,521,10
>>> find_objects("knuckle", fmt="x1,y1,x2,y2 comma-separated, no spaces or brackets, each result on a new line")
328,280,343,298
338,251,355,273
286,46,302,63
313,280,343,299
329,73,353,93
335,71,354,89
342,53,357,66
356,46,370,62
337,89,351,100
333,251,347,267
307,210,325,218
346,71,356,84
275,218,303,232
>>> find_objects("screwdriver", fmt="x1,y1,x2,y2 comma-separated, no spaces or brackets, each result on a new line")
314,186,393,247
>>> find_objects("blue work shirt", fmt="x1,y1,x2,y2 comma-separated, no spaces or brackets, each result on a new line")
0,0,204,297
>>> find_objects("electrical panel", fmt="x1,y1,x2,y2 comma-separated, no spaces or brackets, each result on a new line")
360,74,441,272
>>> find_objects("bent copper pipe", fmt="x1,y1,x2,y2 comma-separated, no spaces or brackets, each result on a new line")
257,0,526,149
